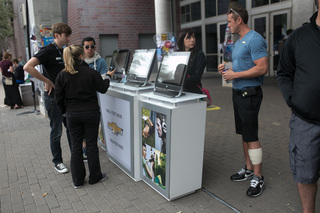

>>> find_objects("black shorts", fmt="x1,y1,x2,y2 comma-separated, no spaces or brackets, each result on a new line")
232,87,263,142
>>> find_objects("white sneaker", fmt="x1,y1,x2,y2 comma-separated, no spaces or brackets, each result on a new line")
54,163,69,174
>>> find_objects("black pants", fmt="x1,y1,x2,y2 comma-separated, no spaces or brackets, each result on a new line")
66,111,103,185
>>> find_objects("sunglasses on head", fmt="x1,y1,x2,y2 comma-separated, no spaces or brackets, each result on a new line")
84,45,95,49
229,8,241,19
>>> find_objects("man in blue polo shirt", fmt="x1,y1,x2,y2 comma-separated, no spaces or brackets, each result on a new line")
218,7,268,197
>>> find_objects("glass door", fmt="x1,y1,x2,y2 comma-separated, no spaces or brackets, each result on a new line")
252,10,290,76
217,22,228,65
270,10,291,75
252,14,270,73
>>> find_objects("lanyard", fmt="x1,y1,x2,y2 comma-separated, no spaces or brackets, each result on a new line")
52,41,64,64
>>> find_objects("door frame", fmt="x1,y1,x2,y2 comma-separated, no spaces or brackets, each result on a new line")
251,9,291,76
217,22,228,65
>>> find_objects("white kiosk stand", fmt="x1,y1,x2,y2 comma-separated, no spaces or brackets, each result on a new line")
98,82,154,181
139,92,207,200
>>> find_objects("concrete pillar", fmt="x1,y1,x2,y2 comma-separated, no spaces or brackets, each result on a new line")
292,0,314,29
154,0,173,34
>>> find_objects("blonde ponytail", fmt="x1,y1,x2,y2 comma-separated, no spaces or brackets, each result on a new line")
63,44,84,74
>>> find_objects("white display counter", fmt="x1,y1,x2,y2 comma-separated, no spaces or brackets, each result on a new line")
98,82,154,181
139,92,207,200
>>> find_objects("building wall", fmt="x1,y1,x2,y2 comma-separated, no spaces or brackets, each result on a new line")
68,0,156,55
67,0,181,57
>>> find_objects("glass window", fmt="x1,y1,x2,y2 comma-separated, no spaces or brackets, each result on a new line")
206,24,217,54
186,5,190,13
181,5,190,24
271,0,280,3
206,55,218,72
191,2,201,21
205,0,216,18
252,0,269,7
181,3,201,23
218,0,230,15
218,0,246,15
254,17,267,39
194,27,203,51
220,24,227,44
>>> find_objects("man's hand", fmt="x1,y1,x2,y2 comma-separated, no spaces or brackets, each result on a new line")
44,79,55,95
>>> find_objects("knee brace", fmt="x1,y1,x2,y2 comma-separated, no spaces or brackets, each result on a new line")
248,148,263,165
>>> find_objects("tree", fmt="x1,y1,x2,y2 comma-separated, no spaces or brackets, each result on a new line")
0,0,14,54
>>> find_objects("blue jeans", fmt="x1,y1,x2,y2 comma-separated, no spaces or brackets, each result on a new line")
44,93,71,165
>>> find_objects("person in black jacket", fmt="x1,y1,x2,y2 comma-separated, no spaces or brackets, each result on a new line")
277,0,320,212
12,59,25,84
177,28,207,94
55,44,115,188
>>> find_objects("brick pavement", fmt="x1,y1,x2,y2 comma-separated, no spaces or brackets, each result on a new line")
0,73,318,213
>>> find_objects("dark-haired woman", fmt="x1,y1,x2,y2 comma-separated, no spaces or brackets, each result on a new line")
54,44,115,188
177,29,207,94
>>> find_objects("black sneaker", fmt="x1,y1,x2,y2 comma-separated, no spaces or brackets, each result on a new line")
246,175,266,197
54,163,68,174
74,180,86,189
230,166,254,181
100,173,107,182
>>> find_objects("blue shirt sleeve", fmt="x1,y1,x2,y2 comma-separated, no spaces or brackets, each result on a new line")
96,58,108,75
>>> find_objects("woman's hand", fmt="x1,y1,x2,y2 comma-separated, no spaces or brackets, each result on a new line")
107,68,116,78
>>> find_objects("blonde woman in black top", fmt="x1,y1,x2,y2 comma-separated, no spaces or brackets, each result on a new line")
55,44,115,188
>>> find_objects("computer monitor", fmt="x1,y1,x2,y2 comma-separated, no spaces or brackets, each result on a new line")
154,52,190,98
125,49,156,87
110,49,130,80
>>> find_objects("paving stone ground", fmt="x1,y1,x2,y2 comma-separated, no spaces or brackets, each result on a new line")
0,73,319,213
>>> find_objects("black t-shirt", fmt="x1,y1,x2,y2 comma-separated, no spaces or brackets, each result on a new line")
34,43,64,84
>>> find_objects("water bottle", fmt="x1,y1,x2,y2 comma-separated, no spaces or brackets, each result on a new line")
224,26,233,62
223,63,230,83
121,69,126,84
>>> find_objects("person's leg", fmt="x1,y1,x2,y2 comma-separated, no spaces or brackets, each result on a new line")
44,94,64,165
289,113,320,212
247,141,262,177
242,141,253,171
297,183,317,213
83,112,103,184
66,113,86,186
62,116,72,151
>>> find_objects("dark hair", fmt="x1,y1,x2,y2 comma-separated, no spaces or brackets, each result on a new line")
315,0,319,8
12,58,19,64
177,28,197,52
229,7,248,24
3,52,12,60
82,37,96,46
52,23,72,38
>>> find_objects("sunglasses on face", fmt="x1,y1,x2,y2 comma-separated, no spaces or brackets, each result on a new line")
84,45,95,49
229,8,241,20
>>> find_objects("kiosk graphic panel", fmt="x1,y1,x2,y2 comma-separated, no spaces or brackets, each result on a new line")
141,108,167,190
100,94,131,171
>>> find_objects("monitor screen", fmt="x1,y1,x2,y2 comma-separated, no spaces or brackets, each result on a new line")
154,52,190,97
128,49,156,78
111,49,130,79
156,52,190,86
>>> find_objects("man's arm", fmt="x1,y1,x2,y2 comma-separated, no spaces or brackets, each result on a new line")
97,58,108,75
23,57,55,95
222,57,268,81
